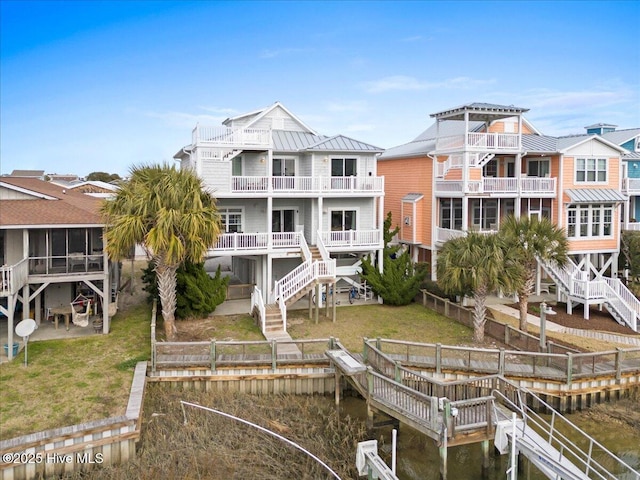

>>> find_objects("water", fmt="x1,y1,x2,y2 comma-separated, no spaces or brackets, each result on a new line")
337,396,640,479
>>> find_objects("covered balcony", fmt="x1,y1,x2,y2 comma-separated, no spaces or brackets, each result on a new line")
435,132,520,153
230,175,384,195
435,176,556,196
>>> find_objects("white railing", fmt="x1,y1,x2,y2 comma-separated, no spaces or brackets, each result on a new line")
0,258,28,296
319,230,382,248
435,133,520,151
192,126,271,148
540,257,639,332
467,132,519,150
251,286,267,335
625,223,640,231
435,176,556,195
272,232,300,248
316,233,331,262
435,227,466,243
623,178,640,194
214,232,269,251
230,176,384,194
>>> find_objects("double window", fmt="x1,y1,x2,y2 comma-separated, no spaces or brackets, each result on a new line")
439,199,462,230
576,158,607,183
528,159,550,177
331,158,357,177
331,210,356,231
566,204,613,238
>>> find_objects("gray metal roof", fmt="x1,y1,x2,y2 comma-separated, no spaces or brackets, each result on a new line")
378,140,435,160
601,128,640,146
305,134,383,152
271,130,382,153
430,102,529,119
522,134,558,153
402,193,424,202
565,188,626,203
624,152,640,160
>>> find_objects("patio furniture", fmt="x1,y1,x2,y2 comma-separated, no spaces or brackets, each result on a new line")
70,299,91,327
50,305,73,330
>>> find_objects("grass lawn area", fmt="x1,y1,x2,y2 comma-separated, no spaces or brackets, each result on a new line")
0,302,151,441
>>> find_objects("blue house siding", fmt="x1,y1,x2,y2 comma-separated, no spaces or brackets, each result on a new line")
621,139,636,152
627,161,640,178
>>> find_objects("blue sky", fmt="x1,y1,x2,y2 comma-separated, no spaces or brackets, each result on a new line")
1,0,638,177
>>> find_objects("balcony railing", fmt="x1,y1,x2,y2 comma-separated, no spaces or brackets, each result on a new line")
212,230,382,254
435,227,467,243
435,132,520,151
319,230,382,249
230,175,384,194
435,177,556,195
0,258,28,296
192,126,272,148
623,178,640,194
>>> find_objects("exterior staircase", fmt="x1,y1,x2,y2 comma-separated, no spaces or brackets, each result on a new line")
538,257,639,332
436,153,495,178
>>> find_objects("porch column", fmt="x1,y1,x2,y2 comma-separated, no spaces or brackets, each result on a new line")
317,197,323,246
22,284,29,320
102,278,109,334
462,197,469,231
267,255,273,303
515,153,522,209
267,196,273,250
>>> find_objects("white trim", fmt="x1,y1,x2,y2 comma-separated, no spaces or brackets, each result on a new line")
0,182,58,200
574,157,608,184
219,206,245,233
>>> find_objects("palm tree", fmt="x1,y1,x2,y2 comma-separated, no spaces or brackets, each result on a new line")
437,231,521,343
499,215,568,332
101,164,220,340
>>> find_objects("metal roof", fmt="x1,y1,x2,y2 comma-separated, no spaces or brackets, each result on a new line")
272,130,382,153
378,140,435,160
601,128,640,146
522,134,558,153
565,188,626,204
623,152,640,160
402,193,424,202
430,102,529,119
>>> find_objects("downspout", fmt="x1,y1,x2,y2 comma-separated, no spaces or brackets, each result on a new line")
428,153,438,280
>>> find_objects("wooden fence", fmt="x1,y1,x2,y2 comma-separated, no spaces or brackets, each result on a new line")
419,290,579,355
0,362,147,480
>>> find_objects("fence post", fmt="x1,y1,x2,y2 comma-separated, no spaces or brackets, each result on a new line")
444,298,450,317
615,348,623,383
376,337,381,351
210,340,216,372
422,289,427,307
150,300,157,374
271,340,277,372
436,343,442,374
499,348,505,375
329,336,335,350
363,337,368,362
566,353,573,387
395,363,401,383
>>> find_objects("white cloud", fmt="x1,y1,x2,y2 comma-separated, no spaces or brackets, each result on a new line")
326,101,368,113
362,75,496,93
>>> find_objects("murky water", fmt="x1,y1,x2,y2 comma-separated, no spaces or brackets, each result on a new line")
337,396,640,479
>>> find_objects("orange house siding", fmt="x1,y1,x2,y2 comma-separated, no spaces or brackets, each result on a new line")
378,156,432,247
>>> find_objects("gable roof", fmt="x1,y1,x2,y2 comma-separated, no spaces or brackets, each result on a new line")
9,169,45,178
271,130,382,153
601,128,640,146
0,178,103,228
556,134,627,153
224,102,318,135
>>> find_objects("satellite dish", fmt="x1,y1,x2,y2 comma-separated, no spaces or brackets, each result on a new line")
15,319,37,367
16,319,37,338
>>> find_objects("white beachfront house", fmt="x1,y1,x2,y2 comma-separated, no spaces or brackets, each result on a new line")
174,102,385,333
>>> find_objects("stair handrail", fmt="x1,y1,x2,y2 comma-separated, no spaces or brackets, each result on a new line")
538,256,639,332
492,386,638,480
251,285,267,335
316,233,337,278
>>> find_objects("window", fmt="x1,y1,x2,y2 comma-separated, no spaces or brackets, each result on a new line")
273,158,295,177
566,204,613,238
232,157,242,176
331,158,357,176
576,158,606,182
272,209,295,233
528,159,550,177
439,199,462,229
483,159,497,178
331,210,356,231
220,208,243,233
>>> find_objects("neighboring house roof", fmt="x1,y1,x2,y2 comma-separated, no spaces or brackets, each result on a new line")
430,102,529,119
261,128,382,153
378,140,435,160
601,128,640,146
565,188,626,203
556,134,628,153
522,134,558,153
304,134,382,152
624,152,640,161
585,123,618,130
9,169,45,178
0,178,103,227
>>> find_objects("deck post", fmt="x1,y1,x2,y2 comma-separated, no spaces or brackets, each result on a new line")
332,282,337,322
615,348,623,383
498,349,505,375
481,440,490,472
334,371,341,406
363,337,369,362
314,283,320,324
308,290,312,319
210,340,216,372
566,353,573,387
439,428,448,480
271,340,277,372
436,343,442,374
